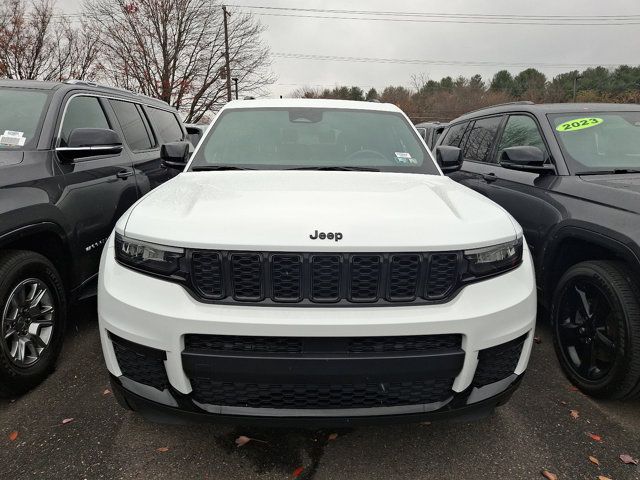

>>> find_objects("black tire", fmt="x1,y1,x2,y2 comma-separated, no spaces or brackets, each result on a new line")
0,250,67,397
551,260,640,399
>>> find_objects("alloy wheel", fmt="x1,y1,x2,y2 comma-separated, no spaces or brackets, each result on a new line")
556,279,618,382
1,278,55,367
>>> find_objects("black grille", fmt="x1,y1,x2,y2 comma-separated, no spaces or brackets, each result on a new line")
231,253,263,300
191,252,224,298
271,255,303,301
111,335,168,390
388,254,421,301
311,255,341,302
190,378,454,409
426,254,459,298
348,334,461,353
189,251,461,304
473,335,527,387
184,334,462,355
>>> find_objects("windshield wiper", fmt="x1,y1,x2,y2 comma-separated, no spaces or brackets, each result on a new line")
288,166,380,172
577,168,640,176
191,165,256,171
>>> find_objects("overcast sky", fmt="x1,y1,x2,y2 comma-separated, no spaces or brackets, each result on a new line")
57,0,640,98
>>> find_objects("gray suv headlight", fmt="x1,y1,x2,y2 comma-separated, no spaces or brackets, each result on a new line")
115,233,184,275
464,236,523,278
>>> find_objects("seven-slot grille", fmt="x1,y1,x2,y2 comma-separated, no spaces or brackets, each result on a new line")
189,251,460,304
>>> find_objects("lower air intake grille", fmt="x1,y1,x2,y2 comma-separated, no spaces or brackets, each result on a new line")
190,378,454,409
184,334,462,355
111,334,168,391
473,334,527,387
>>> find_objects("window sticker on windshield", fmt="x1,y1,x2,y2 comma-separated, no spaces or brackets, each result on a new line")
0,130,26,147
556,118,603,132
395,152,417,164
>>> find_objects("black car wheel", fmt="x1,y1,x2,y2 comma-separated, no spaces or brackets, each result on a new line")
551,261,640,399
0,251,66,397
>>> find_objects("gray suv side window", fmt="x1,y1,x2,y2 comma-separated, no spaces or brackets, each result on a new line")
110,100,154,151
146,107,183,143
60,96,110,146
462,116,503,163
495,115,548,161
440,122,468,147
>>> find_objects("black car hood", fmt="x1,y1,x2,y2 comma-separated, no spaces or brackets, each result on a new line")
0,150,24,167
579,174,640,214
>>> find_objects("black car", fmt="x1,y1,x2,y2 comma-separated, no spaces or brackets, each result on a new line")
0,79,191,396
434,101,640,399
184,123,208,148
415,121,448,150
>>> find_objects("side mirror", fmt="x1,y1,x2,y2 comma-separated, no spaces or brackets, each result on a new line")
56,128,123,162
500,146,555,174
161,141,191,170
435,145,463,173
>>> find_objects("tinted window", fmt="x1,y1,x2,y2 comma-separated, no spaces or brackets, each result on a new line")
110,100,153,151
0,88,50,150
147,107,183,143
440,122,468,147
186,127,203,147
496,115,547,162
190,108,440,175
462,116,503,162
60,96,110,146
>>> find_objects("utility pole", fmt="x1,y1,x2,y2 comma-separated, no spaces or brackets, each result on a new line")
573,75,582,103
222,5,232,102
233,78,238,99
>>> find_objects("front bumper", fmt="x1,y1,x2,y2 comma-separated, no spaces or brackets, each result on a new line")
98,236,536,423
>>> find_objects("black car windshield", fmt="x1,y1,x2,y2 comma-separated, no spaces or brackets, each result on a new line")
189,107,440,175
549,112,640,173
0,88,50,151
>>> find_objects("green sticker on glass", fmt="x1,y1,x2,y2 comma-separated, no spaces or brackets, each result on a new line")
556,117,603,132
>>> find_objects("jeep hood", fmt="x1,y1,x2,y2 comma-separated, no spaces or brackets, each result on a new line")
120,171,519,251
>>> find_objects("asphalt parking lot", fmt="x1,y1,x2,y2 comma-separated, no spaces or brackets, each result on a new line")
1,300,639,480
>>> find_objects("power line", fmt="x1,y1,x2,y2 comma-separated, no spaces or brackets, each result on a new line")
228,5,640,26
229,4,640,20
272,53,625,69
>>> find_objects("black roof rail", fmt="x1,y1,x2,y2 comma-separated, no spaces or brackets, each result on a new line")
464,101,535,116
63,79,163,104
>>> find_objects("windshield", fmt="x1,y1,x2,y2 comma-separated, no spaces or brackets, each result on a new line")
549,111,640,173
0,88,50,151
189,107,440,175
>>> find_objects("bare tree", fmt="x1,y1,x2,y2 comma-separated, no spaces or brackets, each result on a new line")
0,0,101,81
84,0,274,122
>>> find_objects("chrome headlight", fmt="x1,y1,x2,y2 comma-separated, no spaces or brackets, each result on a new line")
464,236,523,277
114,233,184,275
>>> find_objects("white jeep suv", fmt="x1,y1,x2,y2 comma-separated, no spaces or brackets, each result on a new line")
98,99,536,425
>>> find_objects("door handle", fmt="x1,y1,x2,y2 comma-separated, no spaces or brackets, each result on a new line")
482,172,498,183
116,168,134,179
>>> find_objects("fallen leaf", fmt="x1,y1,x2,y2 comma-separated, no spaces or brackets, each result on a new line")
541,469,558,480
8,431,18,441
420,421,432,426
103,389,111,395
586,432,602,442
589,456,600,466
156,447,169,452
598,476,612,480
327,433,338,441
292,466,305,478
61,418,74,425
570,410,580,420
620,454,639,465
534,336,542,344
235,435,252,447
568,385,579,392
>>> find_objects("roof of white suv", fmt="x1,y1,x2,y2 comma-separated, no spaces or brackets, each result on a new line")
222,98,402,112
